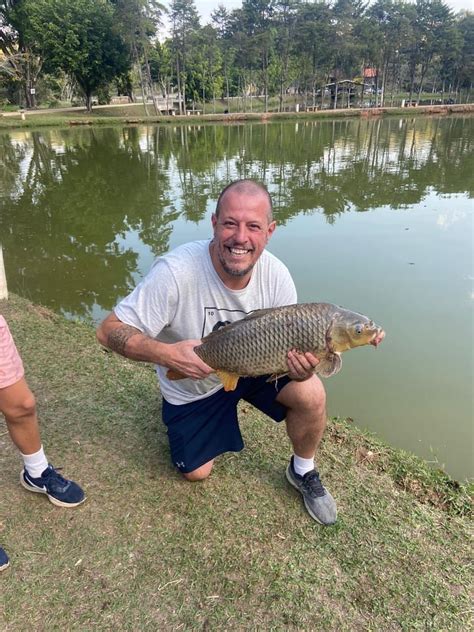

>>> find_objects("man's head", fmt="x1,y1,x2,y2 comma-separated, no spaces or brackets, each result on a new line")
215,180,273,223
210,180,276,288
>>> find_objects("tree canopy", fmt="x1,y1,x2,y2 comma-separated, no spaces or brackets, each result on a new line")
0,0,472,110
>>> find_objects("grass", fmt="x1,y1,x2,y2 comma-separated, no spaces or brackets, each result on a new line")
0,294,472,630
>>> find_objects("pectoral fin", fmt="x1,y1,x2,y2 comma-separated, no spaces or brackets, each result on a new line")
315,353,342,378
216,370,240,391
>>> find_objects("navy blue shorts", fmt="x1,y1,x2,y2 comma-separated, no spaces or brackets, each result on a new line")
162,375,292,473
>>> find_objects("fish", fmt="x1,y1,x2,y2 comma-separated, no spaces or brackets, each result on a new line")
167,302,385,391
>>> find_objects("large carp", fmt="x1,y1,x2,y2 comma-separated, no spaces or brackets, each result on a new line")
167,302,385,391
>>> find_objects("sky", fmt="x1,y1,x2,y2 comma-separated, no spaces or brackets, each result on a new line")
191,0,473,24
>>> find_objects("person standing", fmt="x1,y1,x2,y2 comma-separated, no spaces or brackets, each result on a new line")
0,315,85,570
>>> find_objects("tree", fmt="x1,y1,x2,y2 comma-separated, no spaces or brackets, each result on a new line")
291,1,334,108
211,4,236,107
113,0,165,114
454,12,474,94
169,0,200,114
0,0,42,107
29,0,130,111
414,0,455,101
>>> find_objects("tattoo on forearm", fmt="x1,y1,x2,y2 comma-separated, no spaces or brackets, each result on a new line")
107,325,141,356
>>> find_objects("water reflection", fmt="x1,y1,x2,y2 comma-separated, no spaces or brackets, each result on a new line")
0,117,472,321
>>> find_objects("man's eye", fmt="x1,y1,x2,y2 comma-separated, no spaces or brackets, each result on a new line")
249,224,262,231
224,221,236,227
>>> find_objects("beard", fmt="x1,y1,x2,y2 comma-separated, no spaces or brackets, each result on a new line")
218,251,255,277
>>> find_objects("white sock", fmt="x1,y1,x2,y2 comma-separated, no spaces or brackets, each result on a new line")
293,454,315,476
21,446,49,478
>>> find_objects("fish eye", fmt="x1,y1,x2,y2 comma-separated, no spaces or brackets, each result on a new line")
354,324,364,335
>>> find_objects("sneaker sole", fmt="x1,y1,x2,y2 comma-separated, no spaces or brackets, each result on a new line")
285,465,327,525
0,561,9,571
20,471,86,508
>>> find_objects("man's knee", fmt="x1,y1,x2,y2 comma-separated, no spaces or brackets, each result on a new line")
278,375,326,412
182,459,214,481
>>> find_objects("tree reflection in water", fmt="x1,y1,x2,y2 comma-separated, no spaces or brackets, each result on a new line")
0,116,472,319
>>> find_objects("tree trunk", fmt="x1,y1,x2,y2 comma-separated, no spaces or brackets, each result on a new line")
142,40,159,116
417,63,429,104
176,57,183,115
85,92,92,113
134,42,149,116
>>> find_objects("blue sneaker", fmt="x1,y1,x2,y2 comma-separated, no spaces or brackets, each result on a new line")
0,547,9,571
20,465,85,507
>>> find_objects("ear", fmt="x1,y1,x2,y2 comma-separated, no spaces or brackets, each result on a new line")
211,213,217,230
266,220,276,240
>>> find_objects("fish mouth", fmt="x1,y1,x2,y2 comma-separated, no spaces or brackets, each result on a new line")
370,329,385,347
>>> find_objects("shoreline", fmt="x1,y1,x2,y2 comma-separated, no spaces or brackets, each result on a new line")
0,103,472,130
1,292,471,512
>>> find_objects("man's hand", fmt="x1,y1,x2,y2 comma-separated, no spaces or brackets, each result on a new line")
286,349,319,381
165,340,214,380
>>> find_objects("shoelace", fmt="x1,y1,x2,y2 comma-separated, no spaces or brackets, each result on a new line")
302,470,325,498
43,466,69,488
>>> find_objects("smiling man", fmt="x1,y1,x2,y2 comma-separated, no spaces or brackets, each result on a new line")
96,180,337,525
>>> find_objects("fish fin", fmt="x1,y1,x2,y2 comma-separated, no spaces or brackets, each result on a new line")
266,372,289,383
315,353,342,378
166,369,187,380
216,370,240,392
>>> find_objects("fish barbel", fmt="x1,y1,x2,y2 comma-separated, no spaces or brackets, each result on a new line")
167,302,385,391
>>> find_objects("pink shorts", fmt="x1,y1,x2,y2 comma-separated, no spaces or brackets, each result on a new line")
0,315,25,389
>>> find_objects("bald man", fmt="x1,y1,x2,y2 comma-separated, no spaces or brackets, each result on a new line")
97,180,336,525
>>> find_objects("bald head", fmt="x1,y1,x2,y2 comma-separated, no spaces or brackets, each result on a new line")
216,180,273,222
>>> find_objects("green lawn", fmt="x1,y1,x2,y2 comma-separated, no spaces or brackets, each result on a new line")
1,295,471,630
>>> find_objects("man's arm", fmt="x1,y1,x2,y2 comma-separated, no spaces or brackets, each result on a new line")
96,313,213,380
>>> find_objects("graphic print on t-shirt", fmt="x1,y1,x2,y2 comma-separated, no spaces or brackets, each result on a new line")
201,307,254,338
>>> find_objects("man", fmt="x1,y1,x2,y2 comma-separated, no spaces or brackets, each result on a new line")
0,315,85,571
96,179,337,525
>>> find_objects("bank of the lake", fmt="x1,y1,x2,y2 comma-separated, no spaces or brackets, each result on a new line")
1,293,471,630
0,102,473,130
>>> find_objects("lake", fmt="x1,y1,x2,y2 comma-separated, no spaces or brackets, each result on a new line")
0,116,472,480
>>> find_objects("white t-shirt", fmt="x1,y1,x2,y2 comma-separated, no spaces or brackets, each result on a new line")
115,240,297,404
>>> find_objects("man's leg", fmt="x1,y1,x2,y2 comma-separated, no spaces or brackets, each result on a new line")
276,375,327,458
162,387,245,482
183,459,214,481
276,376,337,526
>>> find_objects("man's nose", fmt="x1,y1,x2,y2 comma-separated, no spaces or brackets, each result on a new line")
234,223,248,242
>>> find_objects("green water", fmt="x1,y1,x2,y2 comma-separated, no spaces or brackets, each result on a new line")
0,116,472,480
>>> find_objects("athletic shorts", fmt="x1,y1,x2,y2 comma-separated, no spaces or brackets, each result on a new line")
162,375,292,473
0,315,25,389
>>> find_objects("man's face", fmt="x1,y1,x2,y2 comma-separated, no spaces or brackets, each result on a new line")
210,190,276,285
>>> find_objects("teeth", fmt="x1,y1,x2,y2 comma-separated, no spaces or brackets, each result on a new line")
230,248,248,255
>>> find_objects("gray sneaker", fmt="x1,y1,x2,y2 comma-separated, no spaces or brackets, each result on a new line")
286,456,337,526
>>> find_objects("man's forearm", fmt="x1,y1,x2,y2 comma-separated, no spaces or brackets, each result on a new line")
100,323,171,366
